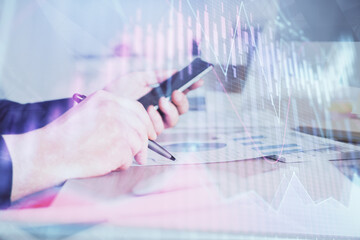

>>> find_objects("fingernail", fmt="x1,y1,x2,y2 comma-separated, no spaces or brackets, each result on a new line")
151,132,157,140
160,97,170,109
148,105,155,114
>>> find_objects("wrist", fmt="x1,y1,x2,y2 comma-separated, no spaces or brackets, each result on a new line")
3,131,67,201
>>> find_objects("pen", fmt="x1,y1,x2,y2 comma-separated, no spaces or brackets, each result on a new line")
73,93,176,161
148,139,176,160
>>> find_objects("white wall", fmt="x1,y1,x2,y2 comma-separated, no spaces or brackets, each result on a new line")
0,0,169,103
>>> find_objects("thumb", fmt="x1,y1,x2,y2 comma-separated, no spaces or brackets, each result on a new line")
155,69,177,83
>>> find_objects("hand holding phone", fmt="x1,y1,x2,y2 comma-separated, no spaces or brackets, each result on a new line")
138,58,213,110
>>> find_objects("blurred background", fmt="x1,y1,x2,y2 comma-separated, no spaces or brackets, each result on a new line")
1,0,360,138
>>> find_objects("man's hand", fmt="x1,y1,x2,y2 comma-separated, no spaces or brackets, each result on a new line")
3,90,156,201
104,70,204,134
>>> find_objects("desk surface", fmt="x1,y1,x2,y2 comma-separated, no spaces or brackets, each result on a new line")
1,134,360,240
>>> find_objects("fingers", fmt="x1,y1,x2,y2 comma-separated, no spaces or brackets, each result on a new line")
155,91,189,129
158,97,179,128
71,90,154,177
116,110,150,167
147,105,165,135
116,142,133,170
121,111,149,147
120,99,157,140
101,92,155,166
171,90,189,115
135,101,157,140
119,116,149,167
183,79,204,94
118,101,154,165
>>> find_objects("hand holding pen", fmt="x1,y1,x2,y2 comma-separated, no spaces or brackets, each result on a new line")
7,90,164,201
73,93,176,161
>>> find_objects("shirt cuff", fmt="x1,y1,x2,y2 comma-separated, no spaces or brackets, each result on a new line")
0,136,13,209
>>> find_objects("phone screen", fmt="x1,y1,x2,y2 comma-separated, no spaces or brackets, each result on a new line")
138,58,213,109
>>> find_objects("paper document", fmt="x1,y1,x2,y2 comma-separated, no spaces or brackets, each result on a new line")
144,126,360,165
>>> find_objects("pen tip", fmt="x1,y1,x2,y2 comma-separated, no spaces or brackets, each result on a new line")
170,155,176,161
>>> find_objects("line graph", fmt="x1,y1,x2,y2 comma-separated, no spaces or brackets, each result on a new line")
185,0,283,120
183,0,293,161
213,68,291,163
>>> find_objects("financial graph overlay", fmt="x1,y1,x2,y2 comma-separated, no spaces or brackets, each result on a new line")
127,0,355,158
103,0,360,237
9,0,358,238
104,0,356,131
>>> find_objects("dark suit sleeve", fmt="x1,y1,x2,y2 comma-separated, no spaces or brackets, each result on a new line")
0,98,74,208
0,98,74,134
0,136,12,209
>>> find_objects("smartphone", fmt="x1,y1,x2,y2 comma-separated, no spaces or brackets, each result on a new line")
138,58,213,110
